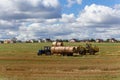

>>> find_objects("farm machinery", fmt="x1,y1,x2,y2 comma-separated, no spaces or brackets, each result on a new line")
37,46,51,55
37,42,99,56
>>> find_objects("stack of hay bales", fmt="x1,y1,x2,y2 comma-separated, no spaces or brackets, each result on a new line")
51,42,75,56
51,42,99,56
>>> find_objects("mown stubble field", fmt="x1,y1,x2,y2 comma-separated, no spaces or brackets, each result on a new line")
0,42,120,80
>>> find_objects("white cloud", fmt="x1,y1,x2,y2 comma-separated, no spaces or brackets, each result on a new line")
1,3,120,40
60,14,76,23
77,4,120,26
0,0,61,20
0,0,61,40
114,4,120,9
16,22,72,40
76,4,120,39
66,0,82,7
77,0,82,4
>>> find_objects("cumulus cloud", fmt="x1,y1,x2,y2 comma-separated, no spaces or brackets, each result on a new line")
60,14,76,23
77,4,120,25
17,22,73,40
0,0,61,20
0,0,61,40
0,2,120,40
66,0,82,7
76,4,120,39
114,4,120,9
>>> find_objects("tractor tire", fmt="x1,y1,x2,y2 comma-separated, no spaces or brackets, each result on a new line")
46,52,51,55
89,49,93,55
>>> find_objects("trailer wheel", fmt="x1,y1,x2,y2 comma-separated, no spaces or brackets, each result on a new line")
62,53,66,56
67,53,73,56
37,50,44,56
70,53,73,56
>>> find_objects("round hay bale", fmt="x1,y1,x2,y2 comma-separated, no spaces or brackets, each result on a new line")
57,42,64,46
51,47,64,53
52,42,57,46
51,46,76,54
64,47,76,53
74,46,80,52
52,42,63,46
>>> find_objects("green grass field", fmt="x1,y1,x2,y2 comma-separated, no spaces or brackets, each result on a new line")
0,42,120,80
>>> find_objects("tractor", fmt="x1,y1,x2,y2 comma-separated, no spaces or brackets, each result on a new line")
85,43,99,55
37,46,51,55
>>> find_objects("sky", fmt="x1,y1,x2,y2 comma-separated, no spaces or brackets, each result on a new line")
0,0,120,40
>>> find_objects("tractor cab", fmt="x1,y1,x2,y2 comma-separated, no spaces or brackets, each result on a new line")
37,46,51,55
44,46,51,51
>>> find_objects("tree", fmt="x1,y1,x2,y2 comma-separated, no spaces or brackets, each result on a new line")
11,37,17,43
90,38,95,42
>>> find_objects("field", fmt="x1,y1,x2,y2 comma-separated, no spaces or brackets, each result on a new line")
0,42,120,80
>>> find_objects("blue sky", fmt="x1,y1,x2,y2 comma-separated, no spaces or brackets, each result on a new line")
60,0,120,15
0,0,120,40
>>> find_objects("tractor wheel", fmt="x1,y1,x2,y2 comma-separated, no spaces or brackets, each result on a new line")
37,52,42,56
89,49,93,55
83,51,86,55
46,52,51,55
92,51,95,55
89,50,95,55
